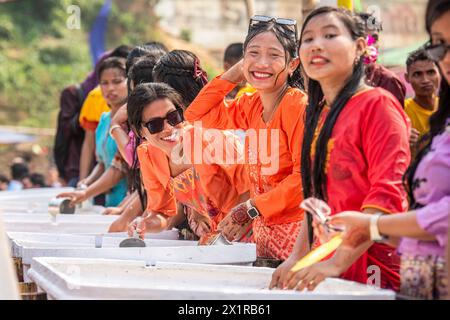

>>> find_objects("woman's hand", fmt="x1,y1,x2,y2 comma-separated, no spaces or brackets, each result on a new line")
221,59,246,84
269,254,302,289
409,127,420,147
217,202,252,242
103,207,123,216
329,211,371,248
127,216,147,239
111,104,128,126
186,208,212,238
57,190,87,206
76,179,89,189
281,260,340,291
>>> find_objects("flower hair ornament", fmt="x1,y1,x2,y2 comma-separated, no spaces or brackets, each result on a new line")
363,34,379,65
193,58,209,85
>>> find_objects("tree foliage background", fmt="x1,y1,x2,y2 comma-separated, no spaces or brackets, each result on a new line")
0,0,161,128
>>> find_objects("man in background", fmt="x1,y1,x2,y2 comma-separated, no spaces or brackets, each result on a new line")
404,48,441,156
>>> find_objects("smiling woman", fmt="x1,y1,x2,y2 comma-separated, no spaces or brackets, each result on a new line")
126,82,249,241
185,15,307,262
271,6,411,292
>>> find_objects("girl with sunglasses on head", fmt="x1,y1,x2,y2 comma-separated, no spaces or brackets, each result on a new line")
298,0,450,299
270,7,411,291
185,16,307,263
126,82,249,240
58,57,129,208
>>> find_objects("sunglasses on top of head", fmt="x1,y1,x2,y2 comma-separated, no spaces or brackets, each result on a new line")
425,41,450,62
249,15,298,41
142,109,184,134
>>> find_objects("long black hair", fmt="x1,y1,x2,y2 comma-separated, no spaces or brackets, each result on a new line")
299,7,366,245
127,83,185,210
405,0,450,208
244,20,303,90
152,50,208,107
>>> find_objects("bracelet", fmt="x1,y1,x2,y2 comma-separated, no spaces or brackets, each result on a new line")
109,124,122,137
369,212,387,242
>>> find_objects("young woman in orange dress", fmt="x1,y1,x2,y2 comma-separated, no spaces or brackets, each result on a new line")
185,16,307,262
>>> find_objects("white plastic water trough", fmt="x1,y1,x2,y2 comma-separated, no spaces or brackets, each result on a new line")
28,257,396,300
3,219,114,233
0,188,72,213
11,233,256,282
1,213,117,223
0,187,104,214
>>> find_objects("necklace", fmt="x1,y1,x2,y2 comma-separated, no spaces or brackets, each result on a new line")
262,84,289,123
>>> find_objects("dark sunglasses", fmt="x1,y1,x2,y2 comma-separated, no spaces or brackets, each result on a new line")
143,109,184,134
249,15,298,41
425,42,450,62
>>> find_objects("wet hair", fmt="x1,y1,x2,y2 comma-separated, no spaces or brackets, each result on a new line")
152,50,208,106
97,57,127,80
109,45,132,59
126,43,168,74
405,0,450,209
127,82,185,209
406,47,435,71
224,43,243,65
11,163,29,180
243,19,303,89
299,7,366,245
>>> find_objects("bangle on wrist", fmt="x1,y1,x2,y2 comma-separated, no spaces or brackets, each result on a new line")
109,124,122,137
369,212,387,242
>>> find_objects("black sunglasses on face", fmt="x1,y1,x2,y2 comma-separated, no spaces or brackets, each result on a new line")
249,15,298,41
143,109,184,134
425,42,450,62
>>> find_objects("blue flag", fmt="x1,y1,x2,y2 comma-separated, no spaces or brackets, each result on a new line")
89,0,112,66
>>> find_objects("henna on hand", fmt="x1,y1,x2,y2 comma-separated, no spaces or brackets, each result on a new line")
230,203,250,225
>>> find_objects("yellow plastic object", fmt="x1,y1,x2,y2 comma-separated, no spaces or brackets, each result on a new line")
290,235,343,272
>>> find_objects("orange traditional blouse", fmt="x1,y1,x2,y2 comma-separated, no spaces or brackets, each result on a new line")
185,76,307,226
137,126,249,230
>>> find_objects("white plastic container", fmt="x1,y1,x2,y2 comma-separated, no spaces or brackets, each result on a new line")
28,257,396,300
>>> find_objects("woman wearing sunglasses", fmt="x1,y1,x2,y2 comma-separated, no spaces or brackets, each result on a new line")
291,0,450,299
126,82,249,239
184,15,306,263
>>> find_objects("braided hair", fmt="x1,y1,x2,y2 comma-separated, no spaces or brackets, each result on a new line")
299,7,366,245
152,50,208,107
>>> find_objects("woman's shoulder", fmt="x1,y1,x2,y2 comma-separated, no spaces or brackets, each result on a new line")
278,88,308,122
355,87,401,106
99,111,111,122
283,88,308,107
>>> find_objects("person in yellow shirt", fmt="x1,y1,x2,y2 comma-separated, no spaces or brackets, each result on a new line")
78,86,111,182
404,48,441,156
79,86,110,131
